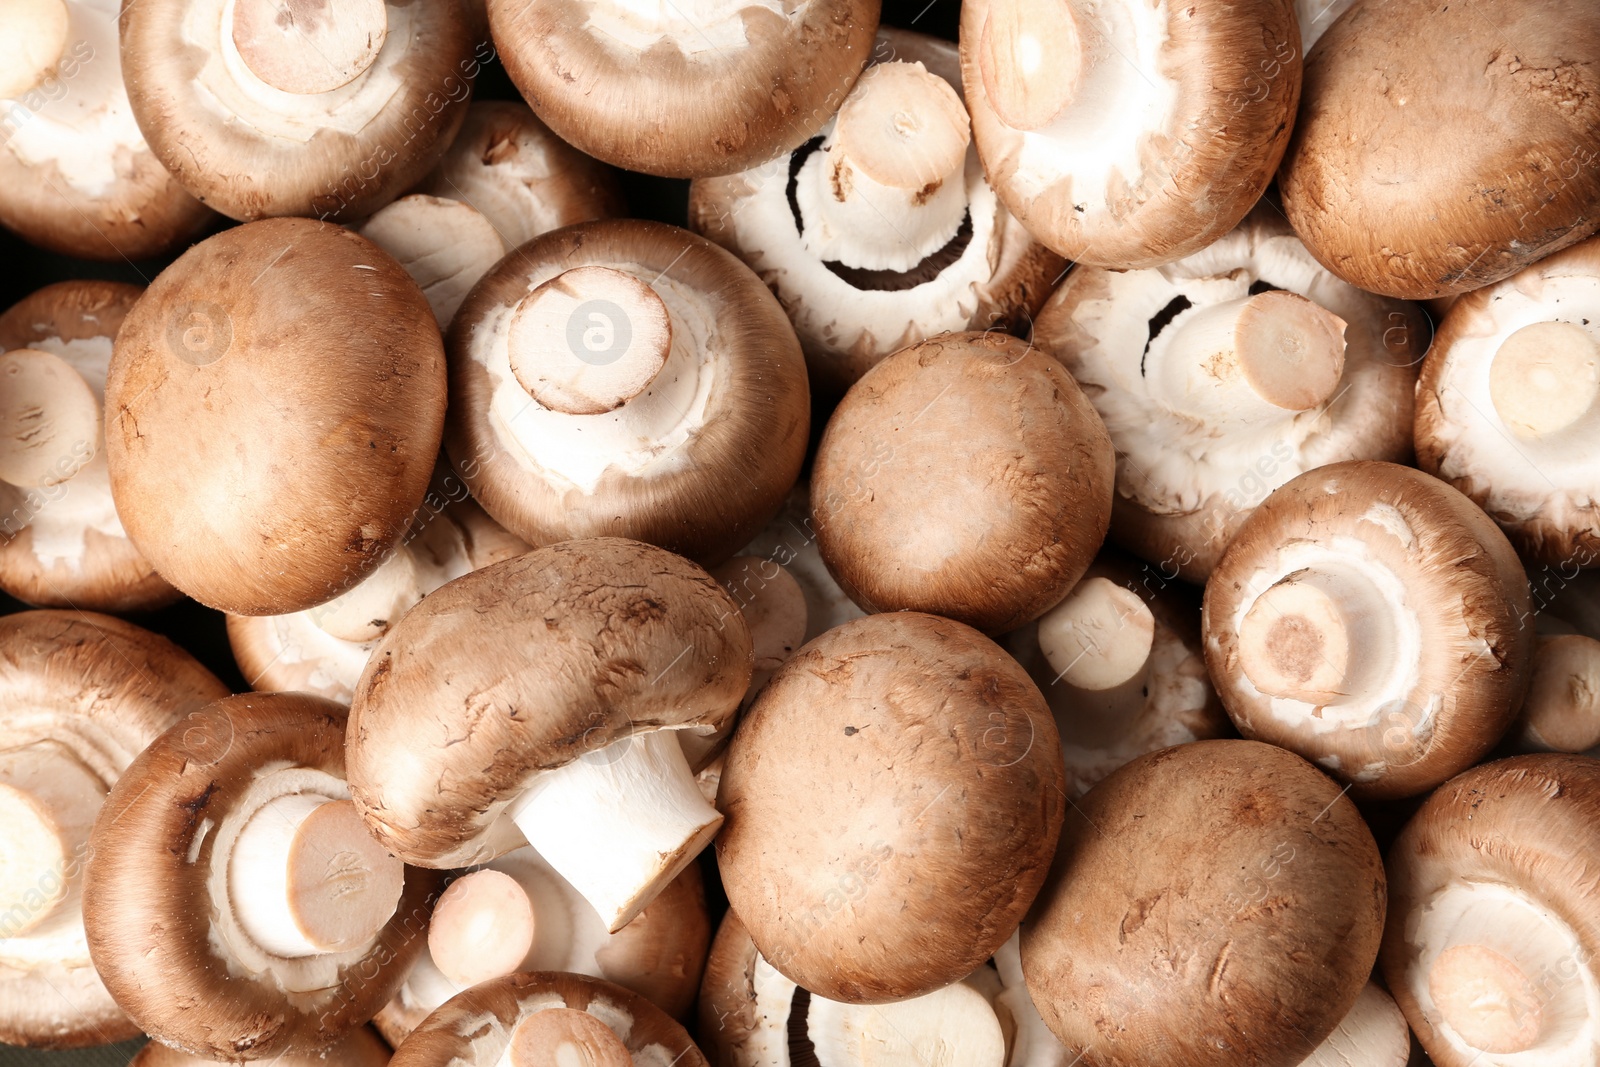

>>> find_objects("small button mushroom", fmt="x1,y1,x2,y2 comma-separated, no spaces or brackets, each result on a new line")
1382,754,1600,1067
1202,461,1534,800
811,331,1113,634
118,0,478,221
689,28,1064,396
1032,208,1427,583
346,538,751,934
0,610,226,1048
958,0,1299,268
1023,739,1387,1067
1295,982,1411,1067
717,612,1066,1003
1281,0,1600,300
130,1026,392,1067
83,692,438,1060
1508,634,1600,753
105,218,447,616
447,219,809,565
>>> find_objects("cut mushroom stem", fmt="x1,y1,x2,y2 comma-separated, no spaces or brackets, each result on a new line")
809,980,1008,1066
1038,576,1158,730
794,61,972,272
0,740,104,936
427,869,536,989
228,796,405,958
0,0,69,99
976,0,1084,131
505,730,722,934
0,348,100,489
1237,567,1393,704
1513,634,1600,752
1489,321,1600,438
230,0,390,95
504,1008,632,1067
1428,943,1545,1054
310,546,426,644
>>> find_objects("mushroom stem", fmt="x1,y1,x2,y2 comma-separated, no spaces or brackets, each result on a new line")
1428,943,1544,1054
0,348,101,490
230,0,389,95
506,729,722,933
310,544,426,644
427,869,536,989
1512,634,1600,752
0,0,69,100
808,979,1007,1067
1037,577,1157,740
0,741,104,937
504,1008,631,1067
1236,566,1392,704
1489,320,1600,438
976,0,1084,131
794,61,972,272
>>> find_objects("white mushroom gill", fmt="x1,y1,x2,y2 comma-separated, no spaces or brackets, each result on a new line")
360,195,509,328
0,0,70,100
1295,982,1410,1067
581,0,790,57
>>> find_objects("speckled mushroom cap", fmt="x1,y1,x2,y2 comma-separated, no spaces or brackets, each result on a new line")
0,610,226,1049
1280,0,1600,300
486,0,878,179
389,971,708,1067
446,219,809,566
959,0,1299,268
1203,461,1533,801
106,218,447,616
130,1025,392,1067
1032,207,1427,584
811,331,1113,634
717,611,1065,1003
1023,739,1387,1067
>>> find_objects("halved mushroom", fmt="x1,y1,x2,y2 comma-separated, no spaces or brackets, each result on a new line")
83,692,437,1060
1032,207,1427,583
486,0,879,178
1296,982,1411,1067
0,610,226,1048
1203,461,1534,799
106,218,447,616
1280,0,1600,299
130,1026,392,1067
958,0,1300,268
1382,753,1600,1067
811,330,1112,634
1023,739,1387,1067
717,612,1065,1003
119,0,478,221
0,0,212,260
447,219,809,565
689,28,1064,396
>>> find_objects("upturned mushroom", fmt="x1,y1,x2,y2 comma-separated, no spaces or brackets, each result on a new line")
130,1026,391,1067
106,218,447,616
1023,739,1387,1067
347,538,752,934
1280,0,1600,300
83,692,437,1060
0,610,226,1048
1295,982,1411,1067
689,28,1064,396
811,331,1113,634
0,281,176,612
446,219,809,565
717,612,1066,1003
1031,207,1427,582
1203,461,1534,799
1382,754,1600,1067
958,0,1301,268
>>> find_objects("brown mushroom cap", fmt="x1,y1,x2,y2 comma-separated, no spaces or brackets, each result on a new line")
716,611,1065,1003
1203,461,1533,800
106,218,446,616
1022,739,1386,1067
130,1025,392,1067
811,330,1113,634
1280,0,1600,300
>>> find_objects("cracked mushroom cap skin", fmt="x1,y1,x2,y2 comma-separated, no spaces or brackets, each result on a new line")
1280,0,1600,301
83,693,439,1061
0,610,227,1048
130,1026,392,1067
105,218,446,617
716,611,1066,1004
812,331,1113,635
487,0,878,179
1032,207,1427,585
446,219,809,567
1022,739,1387,1067
958,0,1299,269
118,0,477,222
1203,461,1534,801
0,281,178,613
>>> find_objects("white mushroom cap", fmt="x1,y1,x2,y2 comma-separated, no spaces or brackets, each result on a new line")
0,347,99,490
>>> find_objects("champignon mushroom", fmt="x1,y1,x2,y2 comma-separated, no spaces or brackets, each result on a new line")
485,0,879,179
1023,739,1387,1067
0,0,212,260
958,0,1300,268
130,1026,392,1067
717,612,1065,1003
118,0,478,221
811,330,1112,634
1381,754,1600,1067
1505,633,1600,754
105,217,447,616
0,281,177,612
1202,460,1533,800
1295,982,1412,1067
84,692,437,1060
689,27,1064,396
0,610,226,1048
1280,0,1600,300
446,219,809,565
733,485,866,643
1294,0,1355,55
1031,206,1427,583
